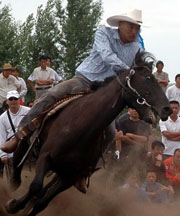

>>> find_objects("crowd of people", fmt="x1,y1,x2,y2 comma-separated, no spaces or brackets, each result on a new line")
0,55,62,178
0,8,179,203
112,68,180,203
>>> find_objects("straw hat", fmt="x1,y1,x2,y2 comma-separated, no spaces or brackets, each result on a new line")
107,9,142,27
2,63,13,71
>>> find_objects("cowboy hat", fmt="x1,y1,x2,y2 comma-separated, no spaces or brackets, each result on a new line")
107,9,142,27
2,63,13,71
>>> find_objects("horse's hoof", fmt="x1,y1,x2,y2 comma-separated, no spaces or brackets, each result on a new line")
5,199,19,214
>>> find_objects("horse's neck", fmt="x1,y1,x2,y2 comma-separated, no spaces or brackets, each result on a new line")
93,73,127,126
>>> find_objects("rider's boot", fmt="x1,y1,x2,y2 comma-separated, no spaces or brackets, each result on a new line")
1,118,41,153
74,177,87,194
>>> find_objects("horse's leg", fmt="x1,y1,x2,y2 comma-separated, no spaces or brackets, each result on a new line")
6,152,51,214
10,140,29,190
27,176,73,216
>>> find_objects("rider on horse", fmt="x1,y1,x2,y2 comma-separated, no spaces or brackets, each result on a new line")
1,8,144,192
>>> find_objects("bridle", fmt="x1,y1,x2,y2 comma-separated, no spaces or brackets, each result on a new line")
115,66,152,107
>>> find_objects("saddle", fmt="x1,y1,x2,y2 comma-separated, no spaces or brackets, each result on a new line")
17,93,84,167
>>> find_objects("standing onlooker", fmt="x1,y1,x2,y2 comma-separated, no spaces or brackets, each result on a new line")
27,100,34,108
153,60,169,92
28,55,55,99
11,67,27,104
159,100,180,159
166,74,180,103
164,148,180,198
0,64,20,114
46,56,63,84
115,108,152,160
0,90,30,177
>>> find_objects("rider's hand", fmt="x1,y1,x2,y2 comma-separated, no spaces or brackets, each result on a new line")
114,150,120,160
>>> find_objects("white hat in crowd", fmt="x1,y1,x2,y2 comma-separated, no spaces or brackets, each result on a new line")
6,90,20,100
107,9,143,27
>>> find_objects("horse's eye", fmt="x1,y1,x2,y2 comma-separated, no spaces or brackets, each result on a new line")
146,76,151,80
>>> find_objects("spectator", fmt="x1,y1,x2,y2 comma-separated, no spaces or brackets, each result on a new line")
27,100,34,108
2,100,9,113
120,170,149,202
164,148,180,198
166,74,180,103
145,140,171,186
159,100,180,159
153,60,169,92
11,67,27,104
28,55,55,99
115,108,152,161
141,171,173,203
46,56,63,84
0,63,20,114
0,90,30,177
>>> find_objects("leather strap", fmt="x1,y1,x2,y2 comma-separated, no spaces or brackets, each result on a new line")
7,110,16,133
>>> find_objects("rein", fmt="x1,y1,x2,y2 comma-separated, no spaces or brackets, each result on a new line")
114,66,151,108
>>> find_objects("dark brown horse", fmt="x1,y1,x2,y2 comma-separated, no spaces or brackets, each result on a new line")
6,51,171,216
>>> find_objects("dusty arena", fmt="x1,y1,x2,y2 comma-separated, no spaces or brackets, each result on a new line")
0,160,180,216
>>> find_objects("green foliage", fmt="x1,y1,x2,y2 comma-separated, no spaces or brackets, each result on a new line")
0,4,18,66
62,0,103,79
0,0,103,101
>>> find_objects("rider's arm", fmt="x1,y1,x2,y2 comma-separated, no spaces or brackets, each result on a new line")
93,27,142,71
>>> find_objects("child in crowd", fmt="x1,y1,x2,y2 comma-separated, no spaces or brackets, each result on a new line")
141,171,174,203
120,170,149,202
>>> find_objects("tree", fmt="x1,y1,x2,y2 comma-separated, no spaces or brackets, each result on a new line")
0,0,103,102
62,0,103,79
0,4,19,67
33,0,63,72
17,0,64,101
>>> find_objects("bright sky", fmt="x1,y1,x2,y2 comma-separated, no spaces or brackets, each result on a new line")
2,0,180,83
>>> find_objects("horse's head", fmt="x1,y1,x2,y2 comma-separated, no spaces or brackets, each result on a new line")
121,51,172,124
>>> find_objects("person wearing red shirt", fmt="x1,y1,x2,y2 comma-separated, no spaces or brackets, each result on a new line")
164,148,180,197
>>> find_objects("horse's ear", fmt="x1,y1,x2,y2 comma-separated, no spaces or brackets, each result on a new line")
148,61,154,72
133,49,141,66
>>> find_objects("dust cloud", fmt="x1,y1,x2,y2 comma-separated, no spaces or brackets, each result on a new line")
40,167,180,216
0,165,180,216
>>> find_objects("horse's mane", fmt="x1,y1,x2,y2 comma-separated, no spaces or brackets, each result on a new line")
135,51,156,69
90,51,155,91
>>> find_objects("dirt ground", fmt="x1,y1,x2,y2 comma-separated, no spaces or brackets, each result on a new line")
0,160,180,216
0,127,178,216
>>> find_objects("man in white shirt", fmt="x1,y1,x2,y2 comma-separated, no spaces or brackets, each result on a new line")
28,55,55,99
159,100,180,159
46,56,63,84
0,63,20,114
0,90,30,177
166,74,180,103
